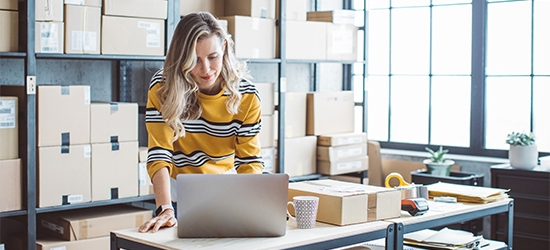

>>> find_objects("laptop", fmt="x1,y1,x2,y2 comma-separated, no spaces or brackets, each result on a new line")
176,173,289,238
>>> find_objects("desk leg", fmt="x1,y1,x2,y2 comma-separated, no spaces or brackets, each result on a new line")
385,223,396,250
507,200,514,249
393,223,403,250
110,232,119,250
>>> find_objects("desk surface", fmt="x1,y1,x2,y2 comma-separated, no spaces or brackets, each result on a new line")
112,220,392,250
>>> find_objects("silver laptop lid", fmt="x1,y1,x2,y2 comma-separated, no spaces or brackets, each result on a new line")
177,174,289,238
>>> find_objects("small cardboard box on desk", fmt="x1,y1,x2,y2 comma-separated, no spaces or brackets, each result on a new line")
288,179,401,226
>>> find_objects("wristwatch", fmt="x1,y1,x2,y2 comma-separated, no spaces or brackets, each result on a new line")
155,204,174,216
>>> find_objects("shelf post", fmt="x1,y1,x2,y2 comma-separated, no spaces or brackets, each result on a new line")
22,0,37,248
277,0,287,174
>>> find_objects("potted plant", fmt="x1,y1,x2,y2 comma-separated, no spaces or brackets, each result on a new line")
423,146,455,176
506,132,537,169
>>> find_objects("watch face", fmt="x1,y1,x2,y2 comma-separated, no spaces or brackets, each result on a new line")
155,206,163,216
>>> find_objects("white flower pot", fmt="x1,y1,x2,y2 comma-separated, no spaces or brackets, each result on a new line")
509,144,538,170
423,159,455,176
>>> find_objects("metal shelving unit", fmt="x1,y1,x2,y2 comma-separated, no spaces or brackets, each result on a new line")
0,0,368,248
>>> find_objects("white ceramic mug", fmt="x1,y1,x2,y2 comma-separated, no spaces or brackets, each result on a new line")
287,196,319,229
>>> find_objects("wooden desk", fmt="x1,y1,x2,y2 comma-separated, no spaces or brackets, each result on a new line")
111,220,395,250
385,198,514,250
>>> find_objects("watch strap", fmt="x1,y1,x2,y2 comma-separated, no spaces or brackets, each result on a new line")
155,204,174,216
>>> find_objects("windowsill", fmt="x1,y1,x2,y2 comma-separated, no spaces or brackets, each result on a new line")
380,148,509,164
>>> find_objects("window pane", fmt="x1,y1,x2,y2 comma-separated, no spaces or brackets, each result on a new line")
432,0,472,5
355,106,364,133
533,0,550,74
432,5,472,75
431,76,471,147
390,76,429,143
391,8,430,75
368,0,389,9
367,76,389,141
485,76,532,150
534,76,550,153
368,9,390,75
353,0,365,10
486,1,532,75
353,75,364,102
392,0,430,7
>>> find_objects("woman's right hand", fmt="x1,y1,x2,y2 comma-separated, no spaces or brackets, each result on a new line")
138,209,177,233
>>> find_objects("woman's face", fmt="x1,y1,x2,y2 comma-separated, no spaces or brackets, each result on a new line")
191,35,224,94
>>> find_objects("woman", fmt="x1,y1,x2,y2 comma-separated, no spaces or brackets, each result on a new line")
138,12,264,233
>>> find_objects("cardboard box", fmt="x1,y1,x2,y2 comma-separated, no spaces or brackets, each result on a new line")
64,5,101,54
306,91,355,136
277,0,307,21
306,9,357,26
326,23,358,61
317,155,368,176
0,0,18,10
103,0,167,20
288,179,401,225
255,82,275,115
0,10,18,52
38,205,152,241
317,132,367,147
220,16,275,59
35,21,64,53
138,146,148,162
330,174,368,185
0,159,21,212
0,86,26,163
37,85,90,147
91,141,139,201
281,136,316,177
282,20,326,60
180,0,224,18
0,96,18,160
259,115,274,148
38,144,91,207
317,143,367,162
36,0,63,21
283,92,307,138
64,0,101,7
138,162,153,196
101,15,165,56
10,236,109,250
225,0,275,19
261,147,275,173
90,102,138,143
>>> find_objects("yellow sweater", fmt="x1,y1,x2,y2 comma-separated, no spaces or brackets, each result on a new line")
146,69,264,179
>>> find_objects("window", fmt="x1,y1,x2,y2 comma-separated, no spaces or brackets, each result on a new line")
364,0,550,157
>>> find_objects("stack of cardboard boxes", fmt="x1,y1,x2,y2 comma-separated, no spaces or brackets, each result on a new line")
8,205,153,249
0,0,18,52
0,94,22,215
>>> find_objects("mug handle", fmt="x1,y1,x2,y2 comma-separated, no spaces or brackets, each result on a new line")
287,201,296,221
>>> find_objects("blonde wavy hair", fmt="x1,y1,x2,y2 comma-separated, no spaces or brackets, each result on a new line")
159,12,250,142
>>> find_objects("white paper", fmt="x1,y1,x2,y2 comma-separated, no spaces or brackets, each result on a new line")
0,100,16,129
71,30,97,51
40,22,60,53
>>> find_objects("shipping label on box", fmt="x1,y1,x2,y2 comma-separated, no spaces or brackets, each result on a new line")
91,141,139,201
36,21,64,53
38,205,153,241
0,159,22,212
317,132,367,146
0,10,18,52
326,23,358,61
288,179,401,225
64,0,101,7
317,155,368,176
0,97,18,160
